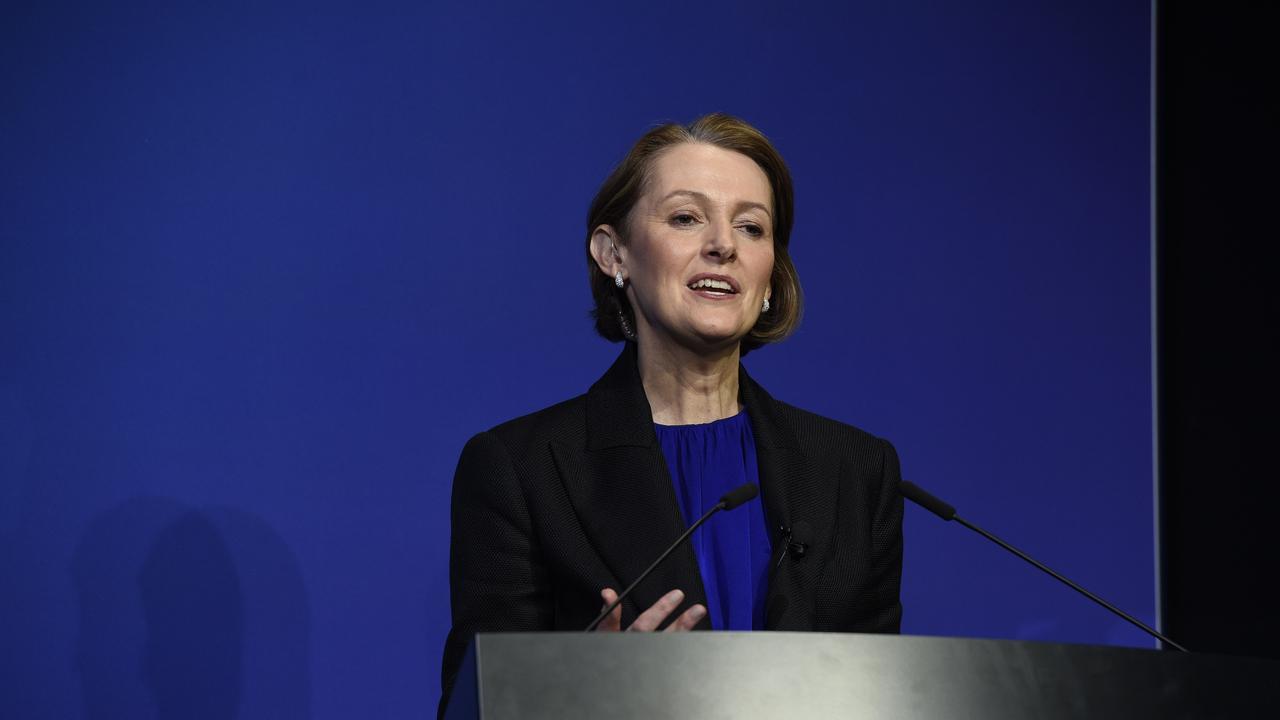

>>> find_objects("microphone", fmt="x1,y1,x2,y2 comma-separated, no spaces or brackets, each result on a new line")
775,521,812,568
900,480,1189,652
584,482,759,632
788,521,812,558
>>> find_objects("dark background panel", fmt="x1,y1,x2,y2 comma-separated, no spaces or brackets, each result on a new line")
1156,2,1279,658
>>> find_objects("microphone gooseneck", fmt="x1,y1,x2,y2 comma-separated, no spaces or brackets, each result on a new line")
584,482,759,632
900,480,1189,652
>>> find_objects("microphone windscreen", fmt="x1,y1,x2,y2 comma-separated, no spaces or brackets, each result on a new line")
720,483,759,510
900,480,957,520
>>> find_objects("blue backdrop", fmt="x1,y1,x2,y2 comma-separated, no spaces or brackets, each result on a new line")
1,1,1152,717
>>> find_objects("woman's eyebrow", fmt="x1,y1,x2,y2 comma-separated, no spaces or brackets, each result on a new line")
659,189,708,204
658,189,772,219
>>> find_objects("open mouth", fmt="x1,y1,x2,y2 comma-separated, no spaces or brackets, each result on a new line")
687,277,738,297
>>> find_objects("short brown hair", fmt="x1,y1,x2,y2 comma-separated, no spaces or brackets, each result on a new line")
586,113,802,354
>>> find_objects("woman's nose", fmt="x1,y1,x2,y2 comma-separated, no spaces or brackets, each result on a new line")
705,222,737,261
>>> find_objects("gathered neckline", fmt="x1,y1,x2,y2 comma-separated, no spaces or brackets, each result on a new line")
653,411,747,430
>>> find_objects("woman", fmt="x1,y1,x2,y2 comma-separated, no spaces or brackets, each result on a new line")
439,113,903,711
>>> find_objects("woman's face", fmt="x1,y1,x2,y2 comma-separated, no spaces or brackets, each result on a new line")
617,142,775,354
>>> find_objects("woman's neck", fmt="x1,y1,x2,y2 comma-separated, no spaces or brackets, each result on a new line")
637,337,741,426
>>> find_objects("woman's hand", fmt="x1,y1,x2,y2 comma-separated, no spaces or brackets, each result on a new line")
597,588,707,632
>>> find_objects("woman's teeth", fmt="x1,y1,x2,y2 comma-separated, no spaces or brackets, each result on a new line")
688,278,735,293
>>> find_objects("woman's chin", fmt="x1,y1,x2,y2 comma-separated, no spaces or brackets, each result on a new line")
639,314,753,355
686,323,751,352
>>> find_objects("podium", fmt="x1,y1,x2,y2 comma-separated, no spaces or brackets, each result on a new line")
444,632,1279,719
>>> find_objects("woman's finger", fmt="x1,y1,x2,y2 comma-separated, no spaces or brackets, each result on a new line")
627,589,684,632
663,603,707,633
599,588,622,632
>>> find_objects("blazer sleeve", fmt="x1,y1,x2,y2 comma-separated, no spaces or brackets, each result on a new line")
857,437,904,632
438,430,552,717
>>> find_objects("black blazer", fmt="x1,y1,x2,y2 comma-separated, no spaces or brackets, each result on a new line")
438,345,903,712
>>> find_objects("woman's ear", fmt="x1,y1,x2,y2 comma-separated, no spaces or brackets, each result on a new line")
589,225,623,279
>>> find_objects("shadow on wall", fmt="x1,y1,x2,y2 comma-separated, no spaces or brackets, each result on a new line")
72,498,311,719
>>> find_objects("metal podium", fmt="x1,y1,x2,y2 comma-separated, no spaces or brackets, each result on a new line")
444,632,1279,719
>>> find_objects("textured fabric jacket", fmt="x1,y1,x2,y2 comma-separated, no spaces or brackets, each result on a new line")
438,346,903,713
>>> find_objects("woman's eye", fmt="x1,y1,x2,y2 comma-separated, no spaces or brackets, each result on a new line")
671,213,698,226
740,223,765,237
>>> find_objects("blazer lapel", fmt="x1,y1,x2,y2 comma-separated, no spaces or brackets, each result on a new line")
551,345,710,628
741,366,836,630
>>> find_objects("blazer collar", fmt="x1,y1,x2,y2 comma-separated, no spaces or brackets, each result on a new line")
584,343,658,450
559,344,708,627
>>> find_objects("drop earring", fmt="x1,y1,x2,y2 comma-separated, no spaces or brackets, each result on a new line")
615,271,625,288
762,297,771,313
617,309,637,341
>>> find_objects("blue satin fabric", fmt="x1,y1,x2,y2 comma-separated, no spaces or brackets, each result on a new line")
654,412,771,630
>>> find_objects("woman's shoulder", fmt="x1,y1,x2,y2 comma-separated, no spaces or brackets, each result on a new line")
767,396,893,453
742,371,893,458
468,393,589,455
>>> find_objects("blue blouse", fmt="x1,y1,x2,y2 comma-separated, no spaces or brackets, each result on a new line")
654,412,772,630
